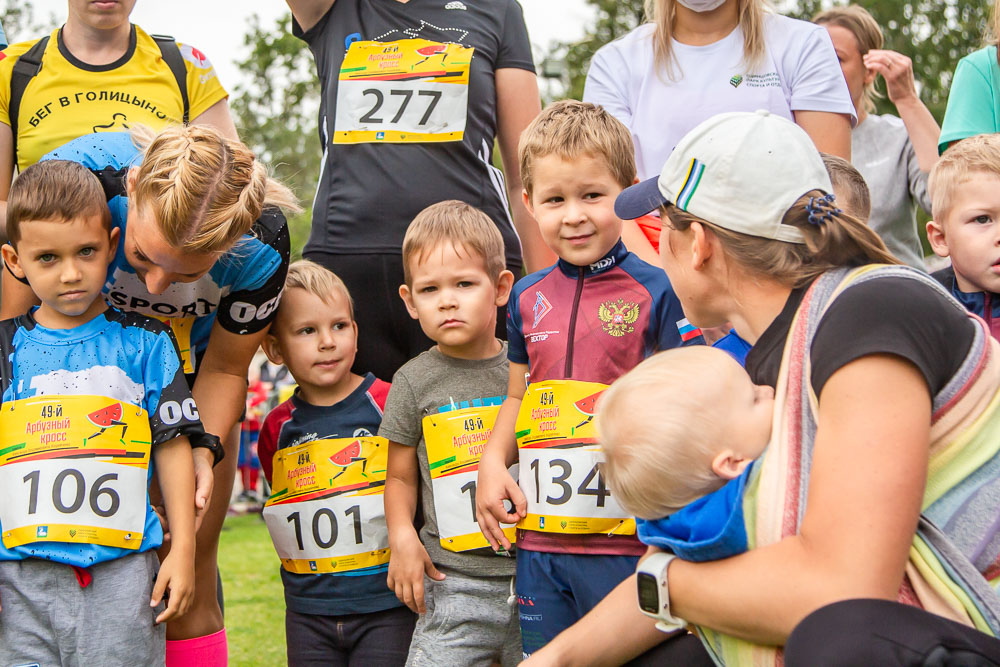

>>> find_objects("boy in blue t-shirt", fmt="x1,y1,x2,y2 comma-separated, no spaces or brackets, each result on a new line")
259,260,415,666
0,160,202,665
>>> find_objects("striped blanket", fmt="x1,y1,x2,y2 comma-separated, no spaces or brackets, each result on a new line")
697,265,1000,666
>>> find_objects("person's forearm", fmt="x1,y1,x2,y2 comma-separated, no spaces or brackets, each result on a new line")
540,573,668,666
155,437,197,554
482,396,522,468
384,473,420,545
191,368,246,444
894,97,941,173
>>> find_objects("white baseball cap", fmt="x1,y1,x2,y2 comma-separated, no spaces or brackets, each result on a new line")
614,110,833,244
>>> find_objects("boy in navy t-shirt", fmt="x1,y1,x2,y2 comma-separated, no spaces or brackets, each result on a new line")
259,260,414,666
0,160,201,665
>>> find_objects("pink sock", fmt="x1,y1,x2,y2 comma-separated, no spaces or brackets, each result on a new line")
166,629,228,667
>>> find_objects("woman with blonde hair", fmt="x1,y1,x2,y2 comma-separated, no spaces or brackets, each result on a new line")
523,111,1000,665
583,0,855,263
1,124,297,666
813,5,940,269
939,0,1000,150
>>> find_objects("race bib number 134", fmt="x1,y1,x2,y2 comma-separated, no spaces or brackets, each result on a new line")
334,39,472,144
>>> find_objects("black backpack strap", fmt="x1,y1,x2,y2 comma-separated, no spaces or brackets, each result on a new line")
9,35,50,167
150,34,189,124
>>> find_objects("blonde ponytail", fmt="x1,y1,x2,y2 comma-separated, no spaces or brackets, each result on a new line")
129,124,300,254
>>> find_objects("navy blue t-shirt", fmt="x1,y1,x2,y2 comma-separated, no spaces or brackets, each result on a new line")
258,374,401,616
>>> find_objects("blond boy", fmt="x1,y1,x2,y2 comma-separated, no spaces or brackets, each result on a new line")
928,134,1000,338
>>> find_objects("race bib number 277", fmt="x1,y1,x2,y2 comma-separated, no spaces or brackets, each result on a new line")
334,39,473,144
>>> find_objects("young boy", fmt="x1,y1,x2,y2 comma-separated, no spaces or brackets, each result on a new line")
927,134,1000,340
258,260,415,666
475,100,702,656
0,160,200,665
380,201,520,666
598,346,772,562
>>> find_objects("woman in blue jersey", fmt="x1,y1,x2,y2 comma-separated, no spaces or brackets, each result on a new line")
0,124,297,665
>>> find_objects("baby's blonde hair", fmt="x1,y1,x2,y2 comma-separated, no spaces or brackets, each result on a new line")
598,347,738,519
931,134,1000,224
401,200,506,286
518,100,635,200
281,259,354,320
129,124,300,254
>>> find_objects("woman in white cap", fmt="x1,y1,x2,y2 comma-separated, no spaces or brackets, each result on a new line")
523,110,1000,665
583,0,856,262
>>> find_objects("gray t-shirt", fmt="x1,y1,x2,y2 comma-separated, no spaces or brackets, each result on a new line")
379,344,515,577
852,113,932,269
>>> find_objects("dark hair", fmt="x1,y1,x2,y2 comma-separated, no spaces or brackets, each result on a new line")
821,153,872,222
7,160,111,245
662,191,899,288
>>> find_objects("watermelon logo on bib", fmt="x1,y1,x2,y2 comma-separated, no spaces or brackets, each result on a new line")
329,439,378,479
573,391,605,429
87,402,128,441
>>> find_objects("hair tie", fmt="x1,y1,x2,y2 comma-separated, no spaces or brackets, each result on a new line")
806,192,842,226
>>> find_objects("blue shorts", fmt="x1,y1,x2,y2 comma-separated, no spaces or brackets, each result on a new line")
516,550,639,656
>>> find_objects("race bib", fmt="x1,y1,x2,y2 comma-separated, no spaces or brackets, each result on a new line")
515,380,635,535
151,315,196,374
423,403,516,552
334,39,472,144
0,395,152,549
263,437,390,574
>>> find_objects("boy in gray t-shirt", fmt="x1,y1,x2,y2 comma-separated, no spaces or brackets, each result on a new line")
379,201,521,666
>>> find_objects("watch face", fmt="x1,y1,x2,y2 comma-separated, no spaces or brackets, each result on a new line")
636,572,660,614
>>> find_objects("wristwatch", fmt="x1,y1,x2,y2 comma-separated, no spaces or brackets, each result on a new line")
190,431,225,467
636,552,685,632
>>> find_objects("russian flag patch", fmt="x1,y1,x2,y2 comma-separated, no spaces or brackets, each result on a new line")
676,318,702,342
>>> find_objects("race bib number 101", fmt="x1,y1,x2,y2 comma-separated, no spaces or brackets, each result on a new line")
263,437,390,574
0,395,152,550
334,39,472,144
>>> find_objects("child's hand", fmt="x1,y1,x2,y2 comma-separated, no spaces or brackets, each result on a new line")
386,532,445,614
151,549,195,624
192,450,215,530
475,453,525,551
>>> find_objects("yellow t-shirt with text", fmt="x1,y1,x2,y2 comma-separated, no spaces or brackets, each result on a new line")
0,25,228,170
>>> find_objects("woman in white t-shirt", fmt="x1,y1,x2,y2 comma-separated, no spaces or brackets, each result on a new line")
584,0,855,261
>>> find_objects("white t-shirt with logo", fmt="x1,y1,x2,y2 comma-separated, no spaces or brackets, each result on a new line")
584,14,855,180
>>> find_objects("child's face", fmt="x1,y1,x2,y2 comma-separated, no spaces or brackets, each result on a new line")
265,287,358,400
928,172,1000,294
400,242,511,359
524,153,624,267
2,214,118,328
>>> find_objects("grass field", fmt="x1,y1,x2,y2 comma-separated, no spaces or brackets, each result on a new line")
219,512,287,666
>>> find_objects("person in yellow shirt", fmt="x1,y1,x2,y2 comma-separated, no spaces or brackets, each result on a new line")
0,0,237,242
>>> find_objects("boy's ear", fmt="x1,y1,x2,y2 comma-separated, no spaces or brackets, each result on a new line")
1,243,25,279
260,333,285,366
494,270,515,308
522,189,534,217
926,219,950,258
398,284,420,320
107,226,120,259
711,449,752,480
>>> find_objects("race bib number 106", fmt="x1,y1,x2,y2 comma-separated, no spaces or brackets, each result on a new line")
0,395,152,549
334,39,472,144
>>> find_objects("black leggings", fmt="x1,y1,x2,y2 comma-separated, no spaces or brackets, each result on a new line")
631,599,1000,666
306,252,516,382
785,598,1000,666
